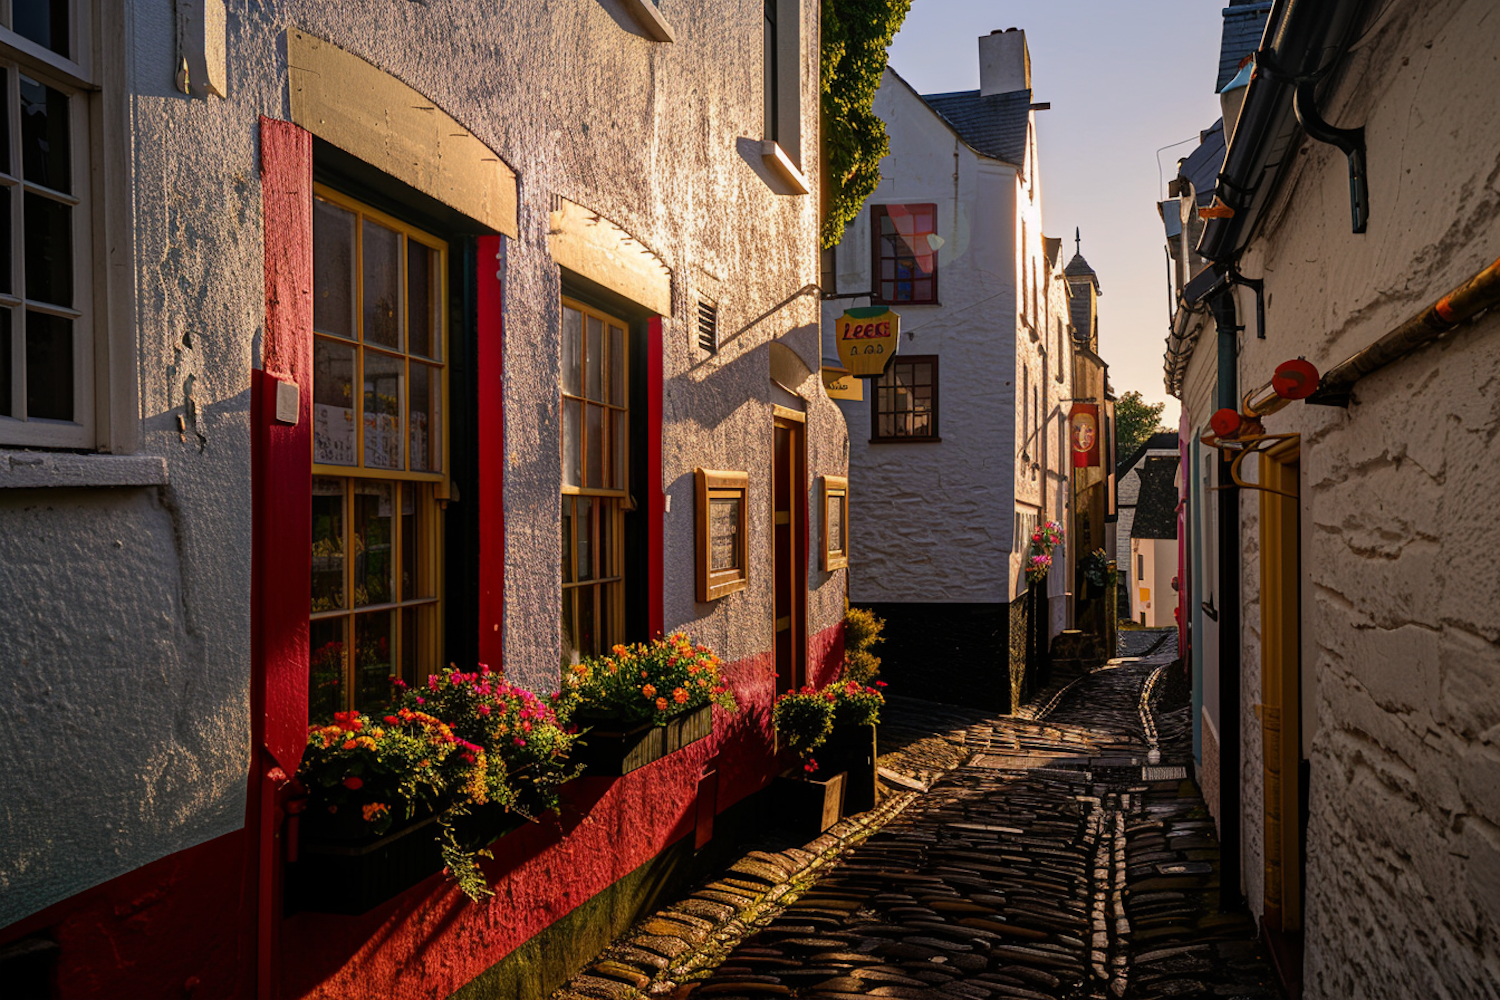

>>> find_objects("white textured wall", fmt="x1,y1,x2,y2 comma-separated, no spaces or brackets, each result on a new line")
1180,0,1500,993
0,0,839,929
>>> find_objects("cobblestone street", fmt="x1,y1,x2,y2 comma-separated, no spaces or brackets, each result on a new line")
558,635,1279,1000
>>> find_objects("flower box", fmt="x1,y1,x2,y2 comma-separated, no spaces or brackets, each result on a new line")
822,723,878,814
775,770,847,837
573,704,713,777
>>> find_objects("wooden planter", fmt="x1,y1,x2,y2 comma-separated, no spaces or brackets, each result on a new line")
288,806,526,915
822,723,878,814
573,704,713,777
775,770,847,838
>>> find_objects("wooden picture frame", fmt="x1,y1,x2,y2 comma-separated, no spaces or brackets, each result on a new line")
821,475,849,571
695,468,749,601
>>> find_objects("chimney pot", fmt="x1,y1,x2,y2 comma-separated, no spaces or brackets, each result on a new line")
979,28,1031,96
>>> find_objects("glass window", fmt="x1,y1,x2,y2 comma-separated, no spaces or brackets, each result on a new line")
871,355,939,442
310,187,447,719
872,204,938,305
561,299,629,662
821,475,848,571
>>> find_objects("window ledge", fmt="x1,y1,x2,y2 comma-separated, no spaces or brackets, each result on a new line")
868,437,943,445
759,141,810,196
620,0,674,42
0,451,169,489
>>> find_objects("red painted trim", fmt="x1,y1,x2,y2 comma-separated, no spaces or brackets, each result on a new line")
647,317,664,637
477,236,505,666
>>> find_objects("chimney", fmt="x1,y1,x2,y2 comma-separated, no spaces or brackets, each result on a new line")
979,28,1030,96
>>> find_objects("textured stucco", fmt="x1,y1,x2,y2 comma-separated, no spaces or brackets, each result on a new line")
0,0,844,944
827,55,1071,612
1176,0,1500,994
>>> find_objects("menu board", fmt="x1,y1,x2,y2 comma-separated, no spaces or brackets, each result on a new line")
710,497,740,571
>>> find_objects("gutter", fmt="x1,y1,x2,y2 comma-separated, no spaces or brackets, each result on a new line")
1197,0,1373,263
1308,253,1500,405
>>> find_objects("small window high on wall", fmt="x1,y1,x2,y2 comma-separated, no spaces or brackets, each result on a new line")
871,204,939,305
309,186,449,720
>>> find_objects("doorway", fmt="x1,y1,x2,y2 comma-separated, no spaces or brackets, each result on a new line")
1259,439,1305,994
772,409,806,693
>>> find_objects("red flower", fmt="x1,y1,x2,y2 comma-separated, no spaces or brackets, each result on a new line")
875,681,888,687
342,776,363,791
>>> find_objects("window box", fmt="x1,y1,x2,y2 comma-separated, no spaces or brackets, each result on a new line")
572,703,714,777
820,722,878,814
696,468,749,601
774,770,847,837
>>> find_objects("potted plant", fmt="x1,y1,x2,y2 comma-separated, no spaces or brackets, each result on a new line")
771,679,885,831
552,632,738,776
291,666,582,911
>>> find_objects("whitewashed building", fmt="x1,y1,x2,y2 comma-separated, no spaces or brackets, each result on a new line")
820,28,1074,711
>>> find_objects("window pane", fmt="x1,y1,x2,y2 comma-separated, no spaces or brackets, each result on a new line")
609,325,624,405
313,338,356,465
710,496,741,571
562,307,582,396
585,403,603,489
562,397,581,486
577,584,597,660
19,76,69,193
0,309,9,417
407,241,437,359
0,191,10,294
598,498,614,579
24,310,70,420
828,494,844,553
311,478,346,612
409,361,440,472
586,315,603,402
363,352,404,470
576,495,594,581
561,497,574,584
309,618,347,721
13,1,69,57
401,606,423,688
362,221,401,349
879,413,892,437
400,482,418,601
0,67,8,177
24,192,71,307
355,611,395,714
612,409,627,490
313,198,356,339
561,591,578,666
353,481,394,606
915,363,932,385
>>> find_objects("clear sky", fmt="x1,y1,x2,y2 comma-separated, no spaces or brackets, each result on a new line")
887,0,1229,422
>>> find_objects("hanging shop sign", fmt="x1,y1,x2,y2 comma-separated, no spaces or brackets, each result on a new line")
834,306,901,378
821,366,864,401
1069,403,1100,468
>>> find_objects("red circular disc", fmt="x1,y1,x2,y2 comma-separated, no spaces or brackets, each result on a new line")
1273,358,1320,399
1210,408,1242,437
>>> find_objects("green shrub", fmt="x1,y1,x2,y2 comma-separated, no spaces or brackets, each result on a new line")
843,602,885,684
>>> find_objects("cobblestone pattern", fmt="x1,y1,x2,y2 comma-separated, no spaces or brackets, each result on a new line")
556,639,1274,1000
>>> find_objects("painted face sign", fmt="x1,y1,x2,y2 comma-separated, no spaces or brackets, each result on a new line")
1070,404,1100,468
835,306,901,377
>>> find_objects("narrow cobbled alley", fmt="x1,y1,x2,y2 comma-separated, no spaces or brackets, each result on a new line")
557,636,1278,1000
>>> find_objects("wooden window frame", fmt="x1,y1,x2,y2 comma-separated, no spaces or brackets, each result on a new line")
871,203,939,306
696,468,749,602
869,354,940,443
820,474,848,572
560,298,631,660
308,186,450,717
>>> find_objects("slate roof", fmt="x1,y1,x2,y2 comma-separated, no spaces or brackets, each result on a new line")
920,88,1033,166
1217,1,1273,93
1118,431,1178,489
1179,119,1226,206
1133,456,1181,540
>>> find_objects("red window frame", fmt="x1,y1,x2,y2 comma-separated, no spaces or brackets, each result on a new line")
871,204,939,305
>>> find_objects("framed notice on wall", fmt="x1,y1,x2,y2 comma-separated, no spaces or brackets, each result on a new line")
821,475,849,571
695,469,749,602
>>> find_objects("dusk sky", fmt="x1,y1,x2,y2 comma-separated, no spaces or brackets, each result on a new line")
888,0,1229,421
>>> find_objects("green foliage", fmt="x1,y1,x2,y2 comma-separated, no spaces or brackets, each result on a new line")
551,632,739,728
842,602,885,684
1114,390,1169,474
821,0,913,249
774,680,886,772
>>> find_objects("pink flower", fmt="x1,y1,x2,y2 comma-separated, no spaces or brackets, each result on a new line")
478,705,491,716
513,737,527,747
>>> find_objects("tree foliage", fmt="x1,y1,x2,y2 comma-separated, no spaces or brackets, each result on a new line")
1114,390,1169,474
821,0,912,249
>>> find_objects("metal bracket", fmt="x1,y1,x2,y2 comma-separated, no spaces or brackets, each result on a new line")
1293,79,1368,233
1225,262,1266,340
1200,430,1301,498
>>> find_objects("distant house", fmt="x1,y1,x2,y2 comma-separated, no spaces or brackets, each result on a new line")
1126,453,1180,627
1116,431,1179,622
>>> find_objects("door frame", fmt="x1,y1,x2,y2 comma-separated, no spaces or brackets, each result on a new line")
772,406,807,693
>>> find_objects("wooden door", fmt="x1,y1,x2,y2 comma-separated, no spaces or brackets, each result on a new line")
773,411,806,693
1259,439,1304,934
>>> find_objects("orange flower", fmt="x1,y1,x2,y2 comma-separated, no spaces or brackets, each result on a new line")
362,802,389,823
342,739,358,750
655,697,668,711
642,684,657,699
672,687,688,704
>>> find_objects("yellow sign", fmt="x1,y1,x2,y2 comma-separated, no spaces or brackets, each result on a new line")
822,368,864,401
835,306,900,378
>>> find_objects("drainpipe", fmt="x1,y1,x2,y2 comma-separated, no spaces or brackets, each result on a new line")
1208,287,1243,910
